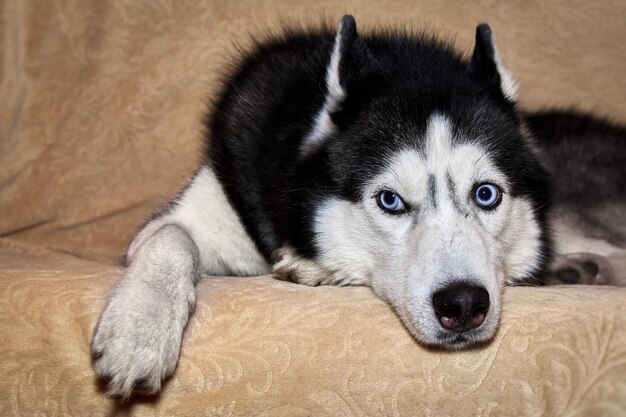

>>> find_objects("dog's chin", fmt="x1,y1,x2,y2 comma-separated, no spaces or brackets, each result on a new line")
412,328,496,351
395,305,499,351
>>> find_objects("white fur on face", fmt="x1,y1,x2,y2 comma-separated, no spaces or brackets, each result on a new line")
310,115,542,348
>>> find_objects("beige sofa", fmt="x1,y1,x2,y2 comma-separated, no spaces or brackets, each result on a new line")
1,1,625,415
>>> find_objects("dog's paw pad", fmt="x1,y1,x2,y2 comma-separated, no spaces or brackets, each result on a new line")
133,378,151,391
554,266,584,284
551,252,613,285
580,260,600,278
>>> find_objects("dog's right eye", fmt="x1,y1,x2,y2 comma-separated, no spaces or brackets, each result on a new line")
376,190,408,214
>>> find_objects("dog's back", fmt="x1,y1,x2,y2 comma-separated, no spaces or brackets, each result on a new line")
527,111,626,284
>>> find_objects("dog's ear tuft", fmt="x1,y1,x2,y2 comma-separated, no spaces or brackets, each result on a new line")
338,14,358,47
469,24,518,101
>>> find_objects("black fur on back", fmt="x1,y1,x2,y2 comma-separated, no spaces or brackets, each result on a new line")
526,110,626,245
526,110,625,207
204,20,553,276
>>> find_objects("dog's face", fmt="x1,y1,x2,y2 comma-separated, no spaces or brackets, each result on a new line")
314,101,551,348
318,107,550,347
295,17,551,349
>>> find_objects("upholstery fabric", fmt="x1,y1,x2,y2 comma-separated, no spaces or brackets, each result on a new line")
2,243,626,416
1,0,625,416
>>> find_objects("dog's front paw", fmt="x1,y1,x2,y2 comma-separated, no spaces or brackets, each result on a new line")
91,283,186,399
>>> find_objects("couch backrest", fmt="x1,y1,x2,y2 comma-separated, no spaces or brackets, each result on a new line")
1,0,624,262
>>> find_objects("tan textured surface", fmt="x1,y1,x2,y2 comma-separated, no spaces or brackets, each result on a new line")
1,246,626,416
1,0,626,416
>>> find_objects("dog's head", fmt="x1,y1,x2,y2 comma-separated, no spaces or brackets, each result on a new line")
287,16,552,349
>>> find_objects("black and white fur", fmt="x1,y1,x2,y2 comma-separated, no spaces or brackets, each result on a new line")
92,16,626,398
527,110,626,285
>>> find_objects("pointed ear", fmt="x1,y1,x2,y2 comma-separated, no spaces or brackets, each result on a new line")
469,24,518,101
302,15,371,154
325,14,358,108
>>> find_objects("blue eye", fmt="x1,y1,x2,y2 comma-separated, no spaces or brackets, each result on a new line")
474,183,501,209
376,190,407,214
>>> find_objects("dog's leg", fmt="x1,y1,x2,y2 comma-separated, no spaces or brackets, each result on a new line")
92,224,200,398
91,166,269,398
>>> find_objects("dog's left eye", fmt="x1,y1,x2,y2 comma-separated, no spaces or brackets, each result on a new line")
376,190,407,214
474,183,501,209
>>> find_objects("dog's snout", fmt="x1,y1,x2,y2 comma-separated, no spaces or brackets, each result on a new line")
432,283,489,331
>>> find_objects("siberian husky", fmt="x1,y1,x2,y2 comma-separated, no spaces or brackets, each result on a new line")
91,15,626,398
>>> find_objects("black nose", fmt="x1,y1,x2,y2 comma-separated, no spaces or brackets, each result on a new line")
432,283,490,331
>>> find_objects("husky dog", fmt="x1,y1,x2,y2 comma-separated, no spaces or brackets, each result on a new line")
92,15,626,398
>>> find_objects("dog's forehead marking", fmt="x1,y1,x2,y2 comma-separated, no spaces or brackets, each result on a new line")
424,114,461,213
428,174,437,209
424,114,454,177
446,171,470,217
376,114,507,213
